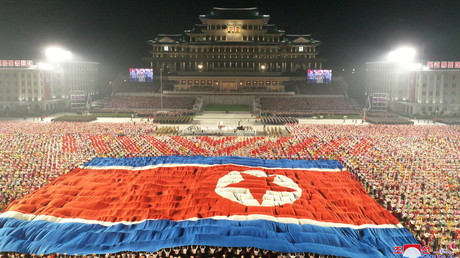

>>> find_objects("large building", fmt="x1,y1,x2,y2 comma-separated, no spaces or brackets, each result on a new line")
365,60,460,116
0,59,99,114
143,7,326,105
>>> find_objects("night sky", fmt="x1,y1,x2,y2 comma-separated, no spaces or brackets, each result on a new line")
1,0,460,82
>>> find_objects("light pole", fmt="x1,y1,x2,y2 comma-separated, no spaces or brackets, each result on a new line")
160,68,163,111
363,108,367,123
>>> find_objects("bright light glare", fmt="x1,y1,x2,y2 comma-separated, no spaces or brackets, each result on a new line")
45,47,72,62
388,47,416,63
37,62,54,70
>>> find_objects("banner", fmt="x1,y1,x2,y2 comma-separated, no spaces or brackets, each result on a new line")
0,156,417,257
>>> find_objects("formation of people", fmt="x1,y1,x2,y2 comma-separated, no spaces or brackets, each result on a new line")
0,121,459,255
1,248,344,258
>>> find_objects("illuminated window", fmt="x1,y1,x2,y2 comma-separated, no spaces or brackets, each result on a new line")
299,46,304,52
163,46,169,51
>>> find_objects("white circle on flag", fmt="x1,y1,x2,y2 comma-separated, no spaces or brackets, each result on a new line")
215,170,302,206
402,247,422,258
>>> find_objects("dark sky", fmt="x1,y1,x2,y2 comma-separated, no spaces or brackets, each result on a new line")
1,0,460,81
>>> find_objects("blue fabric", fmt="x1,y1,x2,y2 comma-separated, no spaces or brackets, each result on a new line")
83,155,344,170
0,217,417,257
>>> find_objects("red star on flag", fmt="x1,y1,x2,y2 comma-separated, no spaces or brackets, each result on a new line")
226,173,297,204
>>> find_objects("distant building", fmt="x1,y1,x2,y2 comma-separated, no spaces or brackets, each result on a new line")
0,60,98,114
365,61,460,116
144,7,325,96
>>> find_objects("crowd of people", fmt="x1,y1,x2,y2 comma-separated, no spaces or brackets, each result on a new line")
365,116,414,124
0,121,459,255
104,96,196,110
1,248,344,258
260,97,353,112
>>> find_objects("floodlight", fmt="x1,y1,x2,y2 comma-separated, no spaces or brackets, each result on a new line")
45,47,72,62
388,47,416,63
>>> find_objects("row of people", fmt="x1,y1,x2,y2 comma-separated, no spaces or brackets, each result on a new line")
260,97,353,112
261,116,299,125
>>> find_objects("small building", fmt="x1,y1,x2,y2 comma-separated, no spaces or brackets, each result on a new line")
365,60,460,116
0,59,98,114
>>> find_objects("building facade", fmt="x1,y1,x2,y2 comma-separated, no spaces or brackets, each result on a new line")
365,61,460,116
0,60,98,114
144,7,325,93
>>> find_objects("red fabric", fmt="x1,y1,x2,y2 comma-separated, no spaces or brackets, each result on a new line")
6,164,400,226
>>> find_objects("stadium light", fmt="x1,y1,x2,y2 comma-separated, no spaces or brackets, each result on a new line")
45,47,72,62
388,47,416,63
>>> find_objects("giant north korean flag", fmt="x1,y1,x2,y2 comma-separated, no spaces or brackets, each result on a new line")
0,156,417,257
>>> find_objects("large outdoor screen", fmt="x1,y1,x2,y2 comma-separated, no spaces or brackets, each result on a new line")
307,69,332,84
129,68,153,82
